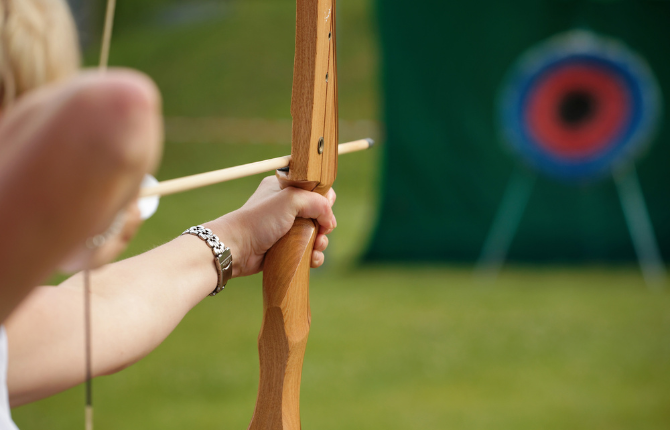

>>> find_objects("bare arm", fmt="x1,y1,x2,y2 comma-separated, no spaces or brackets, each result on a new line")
5,176,336,406
0,69,162,324
5,234,214,407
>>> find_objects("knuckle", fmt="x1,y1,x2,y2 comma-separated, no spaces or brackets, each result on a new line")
282,186,300,196
281,186,301,203
321,199,332,214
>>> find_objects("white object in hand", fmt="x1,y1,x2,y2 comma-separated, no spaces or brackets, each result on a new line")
138,174,160,220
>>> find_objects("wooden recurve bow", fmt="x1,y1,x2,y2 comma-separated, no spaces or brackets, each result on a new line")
248,0,338,428
92,1,360,428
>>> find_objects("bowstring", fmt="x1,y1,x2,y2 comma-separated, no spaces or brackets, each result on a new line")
85,1,118,429
99,0,117,71
84,269,93,430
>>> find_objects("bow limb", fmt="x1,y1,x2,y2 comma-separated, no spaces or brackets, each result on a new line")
248,0,338,429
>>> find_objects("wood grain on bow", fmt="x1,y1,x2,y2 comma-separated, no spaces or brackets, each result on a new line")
248,0,338,428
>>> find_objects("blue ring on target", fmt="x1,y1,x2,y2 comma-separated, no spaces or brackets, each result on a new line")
498,30,662,181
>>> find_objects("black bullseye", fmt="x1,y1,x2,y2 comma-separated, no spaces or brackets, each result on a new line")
558,90,597,127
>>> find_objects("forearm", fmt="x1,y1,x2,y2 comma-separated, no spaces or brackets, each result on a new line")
4,176,336,406
6,233,219,406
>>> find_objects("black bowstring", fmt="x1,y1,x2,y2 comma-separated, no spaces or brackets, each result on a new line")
84,268,93,430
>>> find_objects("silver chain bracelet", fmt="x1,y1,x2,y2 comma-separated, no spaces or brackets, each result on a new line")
182,225,233,296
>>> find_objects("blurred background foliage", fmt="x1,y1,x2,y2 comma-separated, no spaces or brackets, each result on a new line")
100,0,378,118
11,1,670,429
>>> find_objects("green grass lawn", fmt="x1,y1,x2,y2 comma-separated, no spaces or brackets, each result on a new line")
12,264,670,429
11,140,670,430
11,1,670,429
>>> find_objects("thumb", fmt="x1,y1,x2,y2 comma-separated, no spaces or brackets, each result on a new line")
283,188,336,230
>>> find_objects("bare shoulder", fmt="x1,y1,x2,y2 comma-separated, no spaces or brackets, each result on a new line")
58,69,161,126
0,69,163,174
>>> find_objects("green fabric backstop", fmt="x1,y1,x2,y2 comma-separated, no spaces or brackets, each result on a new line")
365,1,670,263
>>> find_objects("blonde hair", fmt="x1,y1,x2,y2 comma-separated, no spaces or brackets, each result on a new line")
0,0,81,107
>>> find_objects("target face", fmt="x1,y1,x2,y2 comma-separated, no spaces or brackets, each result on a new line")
499,31,662,181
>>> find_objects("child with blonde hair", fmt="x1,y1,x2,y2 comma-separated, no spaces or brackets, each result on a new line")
0,1,335,428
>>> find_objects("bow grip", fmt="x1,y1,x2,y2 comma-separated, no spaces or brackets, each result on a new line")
248,218,316,430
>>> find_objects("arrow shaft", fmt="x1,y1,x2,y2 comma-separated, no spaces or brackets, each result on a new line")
140,138,372,198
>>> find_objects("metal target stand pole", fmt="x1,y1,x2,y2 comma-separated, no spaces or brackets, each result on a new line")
475,167,536,280
476,164,667,290
614,165,667,289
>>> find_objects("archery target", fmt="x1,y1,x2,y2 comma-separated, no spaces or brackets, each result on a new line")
499,30,662,181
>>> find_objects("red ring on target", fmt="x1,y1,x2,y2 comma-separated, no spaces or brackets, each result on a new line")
525,64,632,160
